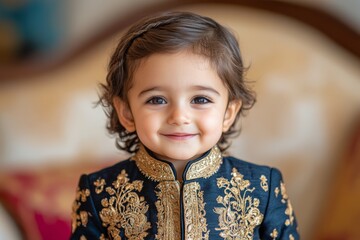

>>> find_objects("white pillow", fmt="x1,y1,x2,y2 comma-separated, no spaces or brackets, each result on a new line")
0,203,21,240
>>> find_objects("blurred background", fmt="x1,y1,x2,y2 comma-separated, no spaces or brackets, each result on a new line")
0,0,359,239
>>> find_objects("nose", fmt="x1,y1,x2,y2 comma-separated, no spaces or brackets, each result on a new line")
167,104,191,126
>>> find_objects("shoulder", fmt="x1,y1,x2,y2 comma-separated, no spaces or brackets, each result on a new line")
221,155,279,176
77,158,140,189
219,156,285,190
88,158,135,178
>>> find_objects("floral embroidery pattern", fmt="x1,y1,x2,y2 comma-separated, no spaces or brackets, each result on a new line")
99,170,150,239
214,168,264,239
183,182,209,239
72,187,90,232
155,181,181,240
94,178,106,194
260,175,268,192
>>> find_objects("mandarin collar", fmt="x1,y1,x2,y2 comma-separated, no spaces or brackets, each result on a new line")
131,144,223,182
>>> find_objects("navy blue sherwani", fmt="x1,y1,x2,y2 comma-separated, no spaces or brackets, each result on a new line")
71,145,299,239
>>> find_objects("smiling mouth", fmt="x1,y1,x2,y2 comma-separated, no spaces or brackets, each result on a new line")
161,133,197,140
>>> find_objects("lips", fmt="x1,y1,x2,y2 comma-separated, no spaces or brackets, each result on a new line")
161,133,197,141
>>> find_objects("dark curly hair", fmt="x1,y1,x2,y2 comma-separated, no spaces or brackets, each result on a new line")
98,11,256,154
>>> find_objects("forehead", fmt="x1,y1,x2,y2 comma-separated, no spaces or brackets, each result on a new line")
131,50,225,90
138,49,210,69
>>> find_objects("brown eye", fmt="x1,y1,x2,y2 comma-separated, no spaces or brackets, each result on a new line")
146,96,167,105
191,96,212,104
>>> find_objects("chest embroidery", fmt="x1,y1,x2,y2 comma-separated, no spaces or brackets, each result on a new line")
155,181,181,240
183,182,209,239
99,170,150,239
214,168,264,239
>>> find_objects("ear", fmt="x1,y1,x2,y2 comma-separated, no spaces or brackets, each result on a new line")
113,97,136,132
223,100,242,132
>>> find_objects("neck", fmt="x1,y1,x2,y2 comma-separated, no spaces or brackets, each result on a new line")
170,159,188,181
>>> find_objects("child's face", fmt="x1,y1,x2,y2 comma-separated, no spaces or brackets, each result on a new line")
115,50,240,162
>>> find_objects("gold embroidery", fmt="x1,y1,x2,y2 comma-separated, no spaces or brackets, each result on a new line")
133,145,175,181
214,168,264,239
133,145,222,181
155,181,181,240
99,170,150,239
183,182,209,239
274,187,280,198
99,234,107,240
94,178,106,194
78,188,90,202
186,146,222,180
270,228,278,239
289,234,295,240
71,201,81,232
79,211,89,227
279,182,295,226
80,235,87,240
285,200,295,226
280,182,288,203
260,175,269,192
72,187,91,232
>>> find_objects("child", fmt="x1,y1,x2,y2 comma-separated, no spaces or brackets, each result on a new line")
71,11,299,239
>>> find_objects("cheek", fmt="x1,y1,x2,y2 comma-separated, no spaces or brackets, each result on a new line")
134,112,161,134
198,111,225,133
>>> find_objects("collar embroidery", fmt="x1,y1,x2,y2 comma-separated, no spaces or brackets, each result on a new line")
185,145,222,180
132,145,175,181
132,145,222,181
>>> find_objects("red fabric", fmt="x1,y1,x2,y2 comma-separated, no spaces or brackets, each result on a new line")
35,212,70,240
0,161,113,240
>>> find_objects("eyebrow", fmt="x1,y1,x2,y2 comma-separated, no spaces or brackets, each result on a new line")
138,87,163,97
138,85,221,97
191,85,221,95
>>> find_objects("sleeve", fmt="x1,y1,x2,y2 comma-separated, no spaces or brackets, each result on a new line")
260,168,300,240
70,174,107,240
